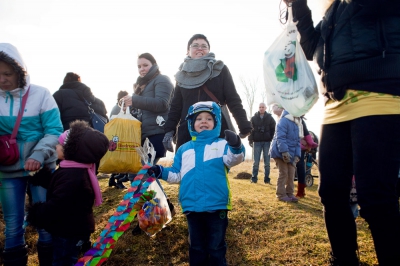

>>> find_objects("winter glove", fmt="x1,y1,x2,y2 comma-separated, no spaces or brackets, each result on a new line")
293,156,300,166
224,130,242,148
249,141,253,148
282,152,292,163
28,166,52,189
162,131,174,153
147,165,164,179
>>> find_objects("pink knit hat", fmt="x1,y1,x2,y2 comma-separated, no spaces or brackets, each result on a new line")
58,130,70,146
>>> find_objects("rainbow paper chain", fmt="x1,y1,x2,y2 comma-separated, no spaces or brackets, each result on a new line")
76,164,154,266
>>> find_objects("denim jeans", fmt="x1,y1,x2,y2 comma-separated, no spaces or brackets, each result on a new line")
52,235,88,266
186,211,228,266
0,177,52,249
319,115,400,265
251,141,271,183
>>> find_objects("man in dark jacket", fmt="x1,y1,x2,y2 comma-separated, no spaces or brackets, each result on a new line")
248,103,276,184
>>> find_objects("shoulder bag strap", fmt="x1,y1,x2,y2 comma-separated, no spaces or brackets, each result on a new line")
83,97,95,114
11,86,30,141
201,85,222,106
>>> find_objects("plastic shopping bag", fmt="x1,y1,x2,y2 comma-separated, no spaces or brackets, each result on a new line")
136,180,172,237
135,138,172,236
263,6,318,117
99,106,142,173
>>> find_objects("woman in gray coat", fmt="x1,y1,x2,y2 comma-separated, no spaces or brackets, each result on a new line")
123,53,174,164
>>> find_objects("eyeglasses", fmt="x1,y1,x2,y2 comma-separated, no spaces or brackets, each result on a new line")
190,44,209,50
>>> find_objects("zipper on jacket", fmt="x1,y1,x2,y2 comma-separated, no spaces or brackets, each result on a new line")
377,19,388,59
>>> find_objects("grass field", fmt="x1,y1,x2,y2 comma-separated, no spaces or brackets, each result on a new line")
1,160,379,265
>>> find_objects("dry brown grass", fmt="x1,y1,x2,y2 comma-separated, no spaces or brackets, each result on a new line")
0,160,379,265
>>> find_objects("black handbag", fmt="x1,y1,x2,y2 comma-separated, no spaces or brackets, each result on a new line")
84,99,108,132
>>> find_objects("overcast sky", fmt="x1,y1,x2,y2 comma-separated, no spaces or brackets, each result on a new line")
1,0,326,155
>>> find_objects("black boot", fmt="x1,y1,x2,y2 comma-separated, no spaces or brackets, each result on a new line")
115,174,129,189
37,242,53,266
328,251,359,266
167,198,176,218
108,174,117,187
2,245,28,266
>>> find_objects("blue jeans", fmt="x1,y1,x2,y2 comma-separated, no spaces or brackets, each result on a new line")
319,115,400,264
186,211,228,266
252,141,271,183
0,177,52,249
52,236,88,266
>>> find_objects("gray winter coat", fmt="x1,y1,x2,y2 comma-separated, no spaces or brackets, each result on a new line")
131,74,174,140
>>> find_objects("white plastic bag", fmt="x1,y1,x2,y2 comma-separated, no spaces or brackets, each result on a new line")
263,6,318,117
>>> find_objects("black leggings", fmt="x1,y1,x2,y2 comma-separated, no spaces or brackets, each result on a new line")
318,115,400,265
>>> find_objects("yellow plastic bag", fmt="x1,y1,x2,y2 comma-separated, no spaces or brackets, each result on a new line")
99,108,142,173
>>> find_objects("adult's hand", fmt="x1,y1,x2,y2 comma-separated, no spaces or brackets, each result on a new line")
249,141,253,148
121,95,132,107
25,158,41,171
162,131,174,153
238,126,252,139
283,0,298,5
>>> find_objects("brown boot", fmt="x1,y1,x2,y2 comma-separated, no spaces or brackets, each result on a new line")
296,183,306,198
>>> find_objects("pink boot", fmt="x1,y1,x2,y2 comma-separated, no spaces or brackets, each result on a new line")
304,134,318,149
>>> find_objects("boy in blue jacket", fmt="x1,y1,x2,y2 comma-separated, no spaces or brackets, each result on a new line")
149,101,245,266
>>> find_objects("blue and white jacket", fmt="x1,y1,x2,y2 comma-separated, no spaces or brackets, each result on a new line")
0,43,63,177
161,101,245,213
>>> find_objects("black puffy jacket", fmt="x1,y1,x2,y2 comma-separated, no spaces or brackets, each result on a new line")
292,0,400,100
53,81,108,130
248,112,276,143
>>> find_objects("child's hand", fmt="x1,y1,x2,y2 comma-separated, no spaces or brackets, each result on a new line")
282,152,292,163
293,156,300,166
148,165,164,179
224,130,242,148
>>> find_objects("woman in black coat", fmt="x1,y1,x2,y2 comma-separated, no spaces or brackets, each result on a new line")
285,0,400,264
163,34,252,151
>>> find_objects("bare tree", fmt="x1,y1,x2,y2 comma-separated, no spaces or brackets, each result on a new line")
239,75,259,119
260,89,266,104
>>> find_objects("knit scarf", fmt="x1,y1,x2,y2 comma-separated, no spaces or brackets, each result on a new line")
59,160,102,207
283,114,304,138
175,53,225,89
134,65,160,95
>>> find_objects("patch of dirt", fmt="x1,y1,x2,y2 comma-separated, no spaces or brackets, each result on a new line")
234,172,251,179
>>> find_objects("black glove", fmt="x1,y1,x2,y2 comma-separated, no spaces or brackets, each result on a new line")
147,165,164,179
249,141,253,148
162,131,174,153
239,126,253,139
224,130,242,148
28,166,52,189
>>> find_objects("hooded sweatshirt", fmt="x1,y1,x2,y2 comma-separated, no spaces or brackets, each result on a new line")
160,101,245,212
0,43,63,177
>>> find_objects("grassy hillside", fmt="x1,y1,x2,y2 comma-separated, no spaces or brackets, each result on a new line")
1,160,378,265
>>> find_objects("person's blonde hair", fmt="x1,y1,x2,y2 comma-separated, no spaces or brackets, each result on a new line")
322,0,335,12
